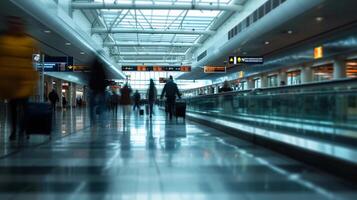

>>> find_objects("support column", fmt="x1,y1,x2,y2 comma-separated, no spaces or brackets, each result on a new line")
56,80,63,108
247,78,254,89
278,71,287,86
261,75,268,88
301,66,312,83
333,59,346,79
70,83,76,107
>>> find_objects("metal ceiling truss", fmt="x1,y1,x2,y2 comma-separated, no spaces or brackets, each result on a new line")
77,0,245,67
103,42,201,47
91,28,215,35
72,2,244,11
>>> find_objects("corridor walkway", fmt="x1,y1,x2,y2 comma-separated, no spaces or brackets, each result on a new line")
0,108,356,199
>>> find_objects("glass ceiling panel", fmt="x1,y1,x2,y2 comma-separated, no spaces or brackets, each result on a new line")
88,0,232,68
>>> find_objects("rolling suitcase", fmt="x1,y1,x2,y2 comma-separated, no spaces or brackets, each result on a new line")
25,103,52,137
139,109,144,115
175,101,186,119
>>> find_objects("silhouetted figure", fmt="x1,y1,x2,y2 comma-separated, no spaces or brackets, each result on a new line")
89,57,107,124
133,90,141,111
0,16,38,141
48,89,59,111
147,79,157,118
219,80,233,93
111,91,119,115
62,96,67,108
120,83,132,119
160,76,181,120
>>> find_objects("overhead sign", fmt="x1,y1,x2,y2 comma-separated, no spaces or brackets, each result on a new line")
228,56,264,64
122,66,191,72
204,66,226,73
73,65,90,72
314,46,323,59
159,77,167,83
36,56,74,72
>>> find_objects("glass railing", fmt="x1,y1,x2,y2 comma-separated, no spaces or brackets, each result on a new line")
185,78,357,145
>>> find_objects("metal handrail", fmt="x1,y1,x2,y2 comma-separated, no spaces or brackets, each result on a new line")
185,78,357,99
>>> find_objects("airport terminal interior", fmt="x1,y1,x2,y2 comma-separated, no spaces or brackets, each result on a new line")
0,0,357,199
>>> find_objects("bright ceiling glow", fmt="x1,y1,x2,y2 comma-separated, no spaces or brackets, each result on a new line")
88,0,233,66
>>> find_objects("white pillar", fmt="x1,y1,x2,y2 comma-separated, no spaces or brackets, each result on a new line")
261,75,268,88
333,59,346,79
301,66,312,83
247,79,254,89
56,80,63,108
70,83,76,107
278,71,287,86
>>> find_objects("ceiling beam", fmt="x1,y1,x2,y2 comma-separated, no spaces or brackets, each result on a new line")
112,52,186,56
118,60,190,63
104,42,200,47
72,2,244,11
92,28,214,35
120,63,183,67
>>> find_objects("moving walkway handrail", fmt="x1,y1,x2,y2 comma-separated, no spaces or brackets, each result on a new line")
184,77,357,99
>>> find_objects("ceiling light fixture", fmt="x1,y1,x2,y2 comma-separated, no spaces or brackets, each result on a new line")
264,41,270,45
315,17,324,22
80,52,85,55
65,42,71,46
44,30,51,34
287,30,293,34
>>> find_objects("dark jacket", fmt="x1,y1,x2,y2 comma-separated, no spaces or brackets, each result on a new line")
219,87,233,93
133,92,141,103
161,80,181,100
48,91,59,103
120,86,132,105
147,86,157,103
89,58,107,94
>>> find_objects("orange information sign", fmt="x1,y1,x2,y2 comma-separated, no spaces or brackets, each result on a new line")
137,65,147,71
314,46,323,59
204,66,226,73
153,66,163,71
180,66,191,72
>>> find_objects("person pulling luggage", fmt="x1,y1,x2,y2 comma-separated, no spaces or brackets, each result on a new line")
0,16,39,141
160,76,181,120
133,90,141,111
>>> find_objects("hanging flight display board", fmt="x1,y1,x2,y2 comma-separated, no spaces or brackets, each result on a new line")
36,56,74,72
228,56,264,64
122,66,191,72
203,66,226,73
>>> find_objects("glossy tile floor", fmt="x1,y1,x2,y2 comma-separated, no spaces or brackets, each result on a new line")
0,106,357,199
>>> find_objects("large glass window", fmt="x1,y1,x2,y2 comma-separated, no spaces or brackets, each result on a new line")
254,78,261,88
287,70,301,85
268,74,278,87
312,65,333,81
239,81,248,90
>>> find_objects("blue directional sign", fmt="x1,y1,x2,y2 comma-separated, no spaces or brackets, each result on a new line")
229,56,264,64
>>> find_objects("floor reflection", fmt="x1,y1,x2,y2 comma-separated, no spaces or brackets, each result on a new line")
0,106,356,199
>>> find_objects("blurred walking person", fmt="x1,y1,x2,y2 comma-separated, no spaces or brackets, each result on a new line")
160,76,181,120
0,16,38,140
48,89,59,111
89,57,107,125
146,79,157,118
111,90,119,116
133,90,141,111
120,83,132,120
